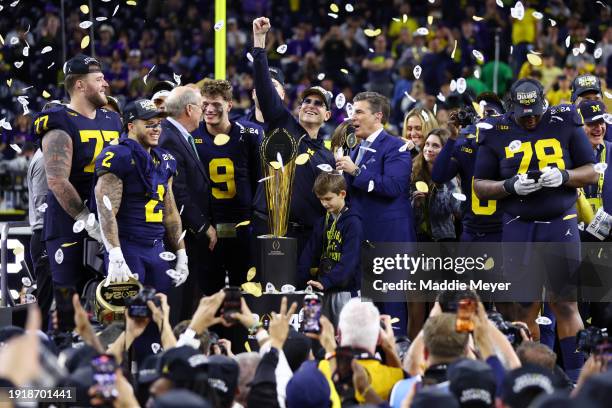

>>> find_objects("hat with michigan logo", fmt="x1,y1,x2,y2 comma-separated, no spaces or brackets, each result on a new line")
123,99,168,124
571,74,602,102
578,100,607,124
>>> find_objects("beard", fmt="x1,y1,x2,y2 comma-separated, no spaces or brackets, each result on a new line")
86,88,108,108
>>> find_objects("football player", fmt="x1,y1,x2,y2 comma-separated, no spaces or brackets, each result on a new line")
192,80,263,290
474,78,597,381
36,54,121,294
571,74,612,142
94,99,187,293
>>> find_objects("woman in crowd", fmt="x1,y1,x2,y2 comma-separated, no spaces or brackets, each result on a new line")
401,107,438,157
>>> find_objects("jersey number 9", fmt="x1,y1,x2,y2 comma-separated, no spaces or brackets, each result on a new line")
209,158,236,199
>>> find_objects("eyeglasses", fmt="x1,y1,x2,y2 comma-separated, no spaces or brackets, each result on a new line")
301,98,325,108
144,122,162,129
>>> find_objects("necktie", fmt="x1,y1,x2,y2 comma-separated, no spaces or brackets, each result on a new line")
355,140,371,166
187,135,200,160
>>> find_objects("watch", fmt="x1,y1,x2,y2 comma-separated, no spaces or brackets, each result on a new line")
353,167,361,177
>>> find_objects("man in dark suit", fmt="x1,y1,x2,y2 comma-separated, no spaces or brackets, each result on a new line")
336,91,415,336
160,86,217,321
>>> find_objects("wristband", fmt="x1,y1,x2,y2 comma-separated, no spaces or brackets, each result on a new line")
503,176,518,195
560,169,570,185
353,167,361,177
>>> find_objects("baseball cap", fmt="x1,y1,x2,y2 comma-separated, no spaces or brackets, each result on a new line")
412,388,460,408
63,54,102,75
268,67,285,86
151,90,171,102
571,74,601,102
511,79,544,118
123,99,167,124
283,328,312,372
153,389,212,408
578,100,607,124
159,346,208,384
301,86,332,110
501,365,557,408
448,359,496,408
286,360,330,408
204,355,239,407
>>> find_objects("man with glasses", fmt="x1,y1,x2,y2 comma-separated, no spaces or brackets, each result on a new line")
159,86,215,320
94,99,187,292
252,17,336,255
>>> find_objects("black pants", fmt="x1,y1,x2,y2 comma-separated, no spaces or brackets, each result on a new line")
30,229,53,330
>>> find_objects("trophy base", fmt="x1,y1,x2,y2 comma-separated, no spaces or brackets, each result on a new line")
257,236,298,289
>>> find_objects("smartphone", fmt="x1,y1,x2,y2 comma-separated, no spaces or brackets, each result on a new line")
526,169,542,181
456,299,476,333
91,354,118,402
54,286,76,332
222,287,242,323
302,294,322,334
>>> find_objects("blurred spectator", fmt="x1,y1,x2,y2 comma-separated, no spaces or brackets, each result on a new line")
546,74,572,106
362,35,395,98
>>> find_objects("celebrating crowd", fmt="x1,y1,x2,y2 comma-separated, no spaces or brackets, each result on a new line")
1,0,612,407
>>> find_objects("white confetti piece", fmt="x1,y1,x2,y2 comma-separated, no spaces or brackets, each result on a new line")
509,140,522,152
604,91,612,99
594,163,608,174
403,14,408,23
317,164,334,172
214,20,224,31
22,277,31,287
258,175,273,183
450,79,457,92
565,35,571,48
511,1,524,20
452,192,467,201
474,68,481,79
151,343,161,354
472,49,484,62
456,77,467,94
535,316,552,325
335,93,346,109
421,110,430,122
10,144,21,153
399,143,409,152
496,0,504,6
22,46,29,57
436,92,446,102
10,37,19,45
17,95,29,114
345,102,354,118
579,43,586,54
361,146,376,153
276,44,287,54
159,252,177,261
246,52,253,62
41,46,52,54
433,103,437,116
14,61,23,69
594,48,603,59
368,180,375,192
368,47,374,53
112,5,119,16
276,152,284,169
173,72,181,86
473,16,484,22
572,48,580,57
413,65,422,79
328,13,338,19
47,62,55,69
416,27,429,36
586,38,595,44
86,213,95,227
510,45,513,54
103,195,112,210
55,248,64,265
317,73,325,81
345,4,354,12
37,203,48,213
476,122,493,130
177,230,187,244
73,220,85,233
143,64,156,85
404,91,416,103
532,11,543,19
604,113,612,124
79,21,93,29
96,16,108,21
549,18,556,27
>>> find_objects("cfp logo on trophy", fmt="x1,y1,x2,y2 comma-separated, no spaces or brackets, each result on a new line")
269,239,284,256
272,240,280,251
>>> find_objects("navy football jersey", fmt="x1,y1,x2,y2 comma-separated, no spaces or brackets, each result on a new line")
35,106,122,238
192,120,263,223
474,105,594,220
94,138,177,241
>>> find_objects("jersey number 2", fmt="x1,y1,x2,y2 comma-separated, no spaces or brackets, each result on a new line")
145,185,165,222
79,130,120,173
209,158,236,199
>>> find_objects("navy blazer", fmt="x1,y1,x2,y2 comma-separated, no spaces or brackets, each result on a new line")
346,130,416,242
159,118,213,234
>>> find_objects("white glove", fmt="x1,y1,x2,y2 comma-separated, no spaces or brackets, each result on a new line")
105,247,135,286
540,166,567,188
76,208,103,243
167,248,189,287
505,174,542,196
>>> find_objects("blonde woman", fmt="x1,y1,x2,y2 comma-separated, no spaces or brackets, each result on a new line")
401,107,438,157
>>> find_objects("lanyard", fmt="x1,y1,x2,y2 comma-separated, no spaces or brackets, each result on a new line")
583,144,606,212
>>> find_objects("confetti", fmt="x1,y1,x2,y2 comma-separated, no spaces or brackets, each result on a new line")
22,46,29,57
41,46,52,54
14,61,23,68
73,220,85,233
247,267,256,281
453,192,467,201
392,18,400,22
17,95,29,114
456,77,467,94
55,248,64,264
22,277,32,287
151,343,161,354
276,44,287,54
47,62,55,69
0,118,11,130
317,164,334,172
79,21,93,29
295,153,310,165
42,90,51,99
112,5,119,16
403,14,408,23
510,45,513,54
594,48,603,59
399,143,409,152
10,144,22,153
604,91,612,99
37,203,48,213
10,37,19,45
586,38,595,44
368,47,374,53
472,49,484,62
246,52,253,62
604,113,612,124
96,17,108,22
535,316,552,325
474,68,481,79
483,257,495,270
509,140,522,152
413,65,422,79
450,79,457,92
242,282,262,297
451,40,457,60
0,34,3,45
345,4,354,12
476,122,493,130
421,110,430,122
364,28,382,37
214,20,224,31
549,18,556,26
403,91,416,103
428,15,434,25
179,205,184,215
103,195,112,210
269,161,281,170
317,73,325,81
159,252,177,261
173,72,181,86
416,27,429,36
126,0,137,5
328,13,338,19
81,35,90,49
527,53,542,66
257,175,273,183
565,35,571,48
177,230,187,244
579,43,586,54
330,3,339,12
510,1,524,20
532,11,543,19
594,163,608,174
87,213,95,227
335,92,346,109
472,16,484,22
496,0,504,6
572,48,580,57
416,181,429,193
340,68,349,74
436,92,446,102
80,4,89,14
276,152,284,169
368,180,375,192
345,102,354,117
61,242,78,248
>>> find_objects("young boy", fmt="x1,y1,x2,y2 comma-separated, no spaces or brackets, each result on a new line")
298,172,363,325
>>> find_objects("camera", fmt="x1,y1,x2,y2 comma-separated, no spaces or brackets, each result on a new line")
576,326,608,354
487,311,526,348
126,287,161,318
455,107,476,127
